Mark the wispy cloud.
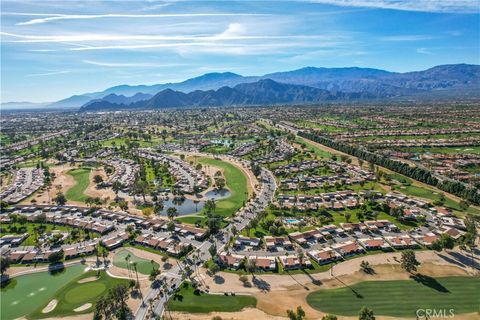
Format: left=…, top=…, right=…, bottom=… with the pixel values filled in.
left=306, top=0, right=480, bottom=13
left=82, top=60, right=183, bottom=67
left=27, top=70, right=71, bottom=77
left=416, top=47, right=433, bottom=54
left=6, top=12, right=269, bottom=26
left=379, top=35, right=437, bottom=41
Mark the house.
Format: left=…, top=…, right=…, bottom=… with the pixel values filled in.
left=64, top=247, right=79, bottom=259
left=8, top=250, right=28, bottom=263
left=435, top=226, right=464, bottom=240
left=278, top=255, right=311, bottom=270
left=333, top=241, right=364, bottom=257
left=249, top=256, right=276, bottom=271
left=414, top=232, right=440, bottom=246
left=217, top=252, right=244, bottom=269
left=359, top=237, right=391, bottom=251
left=308, top=248, right=342, bottom=265
left=340, top=222, right=367, bottom=233
left=385, top=235, right=417, bottom=249
left=289, top=229, right=323, bottom=245
left=264, top=236, right=294, bottom=251
left=235, top=236, right=261, bottom=248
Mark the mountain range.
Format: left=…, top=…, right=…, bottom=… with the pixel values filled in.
left=3, top=64, right=479, bottom=111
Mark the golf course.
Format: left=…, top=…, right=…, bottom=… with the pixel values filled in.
left=1, top=264, right=128, bottom=320
left=113, top=249, right=160, bottom=275
left=168, top=282, right=257, bottom=313
left=198, top=157, right=248, bottom=217
left=306, top=276, right=480, bottom=317
left=65, top=167, right=92, bottom=202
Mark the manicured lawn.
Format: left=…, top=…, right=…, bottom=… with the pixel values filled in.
left=30, top=269, right=129, bottom=319
left=307, top=276, right=480, bottom=317
left=168, top=282, right=256, bottom=313
left=113, top=249, right=159, bottom=275
left=65, top=168, right=91, bottom=202
left=198, top=157, right=248, bottom=217
left=401, top=146, right=480, bottom=155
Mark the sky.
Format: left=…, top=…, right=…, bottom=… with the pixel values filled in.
left=1, top=0, right=479, bottom=103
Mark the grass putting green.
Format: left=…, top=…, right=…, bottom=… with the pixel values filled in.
left=307, top=276, right=480, bottom=317
left=1, top=265, right=86, bottom=320
left=198, top=157, right=248, bottom=217
left=65, top=168, right=91, bottom=202
left=30, top=269, right=129, bottom=319
left=168, top=282, right=256, bottom=313
left=113, top=249, right=159, bottom=275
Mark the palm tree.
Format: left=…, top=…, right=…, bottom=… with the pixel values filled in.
left=166, top=207, right=178, bottom=221
left=125, top=253, right=131, bottom=277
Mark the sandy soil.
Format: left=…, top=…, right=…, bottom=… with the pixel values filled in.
left=169, top=308, right=286, bottom=320
left=77, top=276, right=98, bottom=284
left=84, top=167, right=116, bottom=202
left=21, top=164, right=79, bottom=205
left=41, top=299, right=57, bottom=313
left=73, top=303, right=92, bottom=312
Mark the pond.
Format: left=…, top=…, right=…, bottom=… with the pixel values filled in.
left=155, top=189, right=231, bottom=216
left=1, top=264, right=86, bottom=320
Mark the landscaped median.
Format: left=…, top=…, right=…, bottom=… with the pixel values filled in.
left=306, top=276, right=480, bottom=318
left=168, top=282, right=257, bottom=313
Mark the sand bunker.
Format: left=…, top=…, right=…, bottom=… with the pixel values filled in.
left=42, top=299, right=57, bottom=313
left=73, top=303, right=92, bottom=312
left=77, top=276, right=98, bottom=284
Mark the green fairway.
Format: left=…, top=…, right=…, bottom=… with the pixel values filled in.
left=295, top=136, right=332, bottom=158
left=198, top=157, right=248, bottom=217
left=168, top=282, right=256, bottom=313
left=1, top=264, right=86, bottom=320
left=30, top=269, right=129, bottom=319
left=307, top=276, right=480, bottom=317
left=113, top=249, right=159, bottom=275
left=65, top=168, right=91, bottom=202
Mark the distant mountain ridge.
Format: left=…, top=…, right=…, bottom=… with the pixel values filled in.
left=5, top=63, right=477, bottom=110
left=80, top=79, right=379, bottom=111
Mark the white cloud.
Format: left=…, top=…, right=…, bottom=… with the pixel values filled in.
left=305, top=0, right=480, bottom=13
left=379, top=35, right=437, bottom=41
left=27, top=70, right=71, bottom=77
left=416, top=47, right=433, bottom=54
left=82, top=60, right=183, bottom=67
left=8, top=12, right=268, bottom=26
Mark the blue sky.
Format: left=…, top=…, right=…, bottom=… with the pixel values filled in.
left=1, top=0, right=479, bottom=102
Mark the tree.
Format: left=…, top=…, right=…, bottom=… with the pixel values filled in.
left=93, top=175, right=104, bottom=184
left=359, top=307, right=375, bottom=320
left=204, top=199, right=216, bottom=213
left=360, top=260, right=374, bottom=274
left=463, top=215, right=478, bottom=269
left=208, top=263, right=220, bottom=275
left=0, top=256, right=11, bottom=275
left=53, top=192, right=66, bottom=205
left=440, top=233, right=455, bottom=251
left=142, top=207, right=153, bottom=218
left=166, top=207, right=178, bottom=221
left=400, top=250, right=420, bottom=273
left=112, top=181, right=122, bottom=201
left=48, top=250, right=64, bottom=264
left=209, top=244, right=217, bottom=258
left=345, top=212, right=351, bottom=223
left=286, top=306, right=306, bottom=320
left=322, top=315, right=338, bottom=320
